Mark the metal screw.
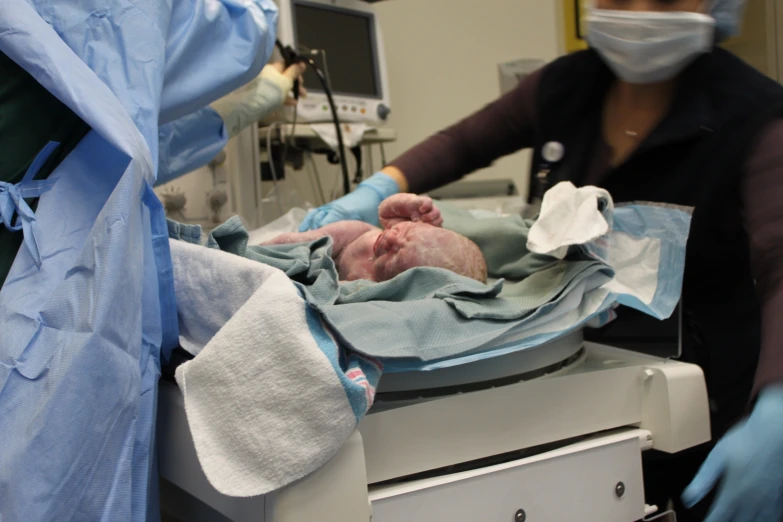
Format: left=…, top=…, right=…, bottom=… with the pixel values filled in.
left=515, top=509, right=527, bottom=521
left=615, top=482, right=626, bottom=498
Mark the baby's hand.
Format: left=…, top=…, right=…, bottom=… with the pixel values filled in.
left=379, top=193, right=443, bottom=229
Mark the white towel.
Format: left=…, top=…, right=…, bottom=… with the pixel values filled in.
left=170, top=240, right=357, bottom=497
left=309, top=123, right=369, bottom=150
left=527, top=181, right=614, bottom=259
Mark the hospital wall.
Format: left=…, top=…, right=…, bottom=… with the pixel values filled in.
left=375, top=0, right=562, bottom=198
left=154, top=0, right=563, bottom=227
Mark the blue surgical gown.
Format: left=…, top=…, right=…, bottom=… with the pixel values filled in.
left=0, top=0, right=277, bottom=520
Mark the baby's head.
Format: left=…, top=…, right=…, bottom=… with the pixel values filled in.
left=372, top=222, right=488, bottom=283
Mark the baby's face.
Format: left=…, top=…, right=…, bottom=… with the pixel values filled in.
left=371, top=222, right=486, bottom=282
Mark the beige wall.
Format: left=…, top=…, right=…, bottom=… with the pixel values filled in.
left=375, top=0, right=562, bottom=196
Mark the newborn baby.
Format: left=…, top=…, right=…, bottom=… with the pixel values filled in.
left=261, top=194, right=487, bottom=283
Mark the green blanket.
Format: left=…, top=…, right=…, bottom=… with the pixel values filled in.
left=173, top=206, right=612, bottom=323
left=169, top=210, right=611, bottom=361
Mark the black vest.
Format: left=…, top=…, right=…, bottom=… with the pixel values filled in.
left=529, top=48, right=783, bottom=430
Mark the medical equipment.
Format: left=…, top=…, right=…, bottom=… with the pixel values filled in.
left=158, top=331, right=710, bottom=522
left=280, top=42, right=355, bottom=195
left=157, top=188, right=707, bottom=522
left=525, top=141, right=566, bottom=218
left=274, top=0, right=392, bottom=125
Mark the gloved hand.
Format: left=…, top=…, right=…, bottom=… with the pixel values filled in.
left=210, top=62, right=305, bottom=139
left=270, top=61, right=307, bottom=106
left=299, top=172, right=400, bottom=231
left=682, top=385, right=783, bottom=521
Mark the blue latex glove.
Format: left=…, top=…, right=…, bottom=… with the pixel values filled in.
left=299, top=172, right=400, bottom=231
left=682, top=385, right=783, bottom=521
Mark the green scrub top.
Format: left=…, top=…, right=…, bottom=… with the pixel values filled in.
left=0, top=51, right=91, bottom=289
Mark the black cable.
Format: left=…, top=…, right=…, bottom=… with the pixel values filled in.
left=281, top=102, right=298, bottom=177
left=275, top=40, right=351, bottom=197
left=276, top=39, right=299, bottom=172
left=302, top=56, right=350, bottom=197
left=351, top=146, right=363, bottom=184
left=289, top=101, right=299, bottom=145
left=275, top=40, right=301, bottom=103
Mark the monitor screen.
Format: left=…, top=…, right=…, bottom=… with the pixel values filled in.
left=293, top=2, right=380, bottom=98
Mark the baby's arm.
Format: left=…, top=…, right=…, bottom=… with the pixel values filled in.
left=378, top=193, right=443, bottom=229
left=260, top=221, right=377, bottom=256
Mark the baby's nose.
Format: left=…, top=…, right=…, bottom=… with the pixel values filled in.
left=385, top=230, right=404, bottom=249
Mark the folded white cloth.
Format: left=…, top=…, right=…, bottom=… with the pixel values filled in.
left=310, top=122, right=370, bottom=150
left=170, top=240, right=357, bottom=497
left=527, top=181, right=614, bottom=259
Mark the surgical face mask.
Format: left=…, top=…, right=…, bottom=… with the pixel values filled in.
left=586, top=8, right=716, bottom=84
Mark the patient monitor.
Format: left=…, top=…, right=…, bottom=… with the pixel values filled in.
left=275, top=0, right=392, bottom=124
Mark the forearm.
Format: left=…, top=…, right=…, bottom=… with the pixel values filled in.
left=755, top=285, right=783, bottom=393
left=210, top=72, right=288, bottom=138
left=160, top=0, right=279, bottom=124
left=156, top=107, right=228, bottom=186
left=742, top=119, right=783, bottom=395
